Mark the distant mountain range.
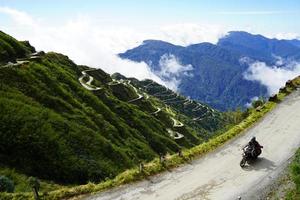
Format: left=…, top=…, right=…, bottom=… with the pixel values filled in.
left=119, top=31, right=300, bottom=111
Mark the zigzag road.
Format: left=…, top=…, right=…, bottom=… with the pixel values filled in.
left=83, top=88, right=300, bottom=200
left=79, top=69, right=102, bottom=91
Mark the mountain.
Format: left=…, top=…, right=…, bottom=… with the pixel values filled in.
left=218, top=31, right=300, bottom=63
left=283, top=39, right=300, bottom=48
left=119, top=31, right=300, bottom=111
left=111, top=73, right=232, bottom=133
left=0, top=31, right=233, bottom=186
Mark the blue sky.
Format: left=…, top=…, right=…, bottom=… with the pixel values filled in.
left=1, top=0, right=300, bottom=33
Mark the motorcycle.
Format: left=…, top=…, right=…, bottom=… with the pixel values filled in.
left=240, top=145, right=263, bottom=168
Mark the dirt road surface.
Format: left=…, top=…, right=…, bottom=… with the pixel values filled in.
left=83, top=89, right=300, bottom=200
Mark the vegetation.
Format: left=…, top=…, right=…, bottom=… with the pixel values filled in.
left=112, top=75, right=237, bottom=135
left=0, top=176, right=14, bottom=193
left=285, top=149, right=300, bottom=199
left=251, top=98, right=265, bottom=108
left=1, top=51, right=197, bottom=184
left=2, top=74, right=297, bottom=200
left=0, top=167, right=62, bottom=193
left=0, top=31, right=34, bottom=64
left=283, top=77, right=300, bottom=200
left=0, top=93, right=278, bottom=200
left=0, top=31, right=233, bottom=197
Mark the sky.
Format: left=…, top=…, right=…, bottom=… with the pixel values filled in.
left=1, top=0, right=300, bottom=34
left=0, top=0, right=300, bottom=92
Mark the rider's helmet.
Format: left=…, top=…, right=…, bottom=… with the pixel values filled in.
left=251, top=136, right=256, bottom=142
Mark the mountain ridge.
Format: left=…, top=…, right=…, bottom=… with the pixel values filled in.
left=119, top=31, right=300, bottom=111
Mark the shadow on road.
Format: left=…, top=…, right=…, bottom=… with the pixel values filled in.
left=242, top=157, right=276, bottom=171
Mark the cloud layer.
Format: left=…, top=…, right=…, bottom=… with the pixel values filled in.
left=243, top=59, right=300, bottom=95
left=157, top=54, right=193, bottom=91
left=0, top=7, right=229, bottom=89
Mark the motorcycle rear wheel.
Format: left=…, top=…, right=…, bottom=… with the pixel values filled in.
left=240, top=158, right=246, bottom=168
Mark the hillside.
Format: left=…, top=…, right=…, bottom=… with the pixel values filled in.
left=0, top=31, right=233, bottom=188
left=111, top=73, right=233, bottom=133
left=119, top=31, right=300, bottom=111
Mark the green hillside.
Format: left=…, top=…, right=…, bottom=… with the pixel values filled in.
left=0, top=31, right=235, bottom=194
left=111, top=74, right=234, bottom=134
left=0, top=31, right=35, bottom=64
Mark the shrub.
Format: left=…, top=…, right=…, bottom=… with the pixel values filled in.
left=0, top=176, right=15, bottom=193
left=252, top=98, right=265, bottom=108
left=268, top=94, right=279, bottom=102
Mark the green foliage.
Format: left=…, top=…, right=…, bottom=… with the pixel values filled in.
left=1, top=94, right=277, bottom=200
left=252, top=98, right=265, bottom=108
left=0, top=32, right=207, bottom=187
left=0, top=176, right=15, bottom=193
left=286, top=148, right=300, bottom=199
left=0, top=31, right=34, bottom=64
left=0, top=167, right=62, bottom=193
left=0, top=66, right=298, bottom=200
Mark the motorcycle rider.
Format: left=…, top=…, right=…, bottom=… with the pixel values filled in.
left=245, top=137, right=263, bottom=158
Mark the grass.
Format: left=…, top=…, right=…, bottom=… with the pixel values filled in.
left=284, top=148, right=300, bottom=200
left=285, top=149, right=300, bottom=199
left=1, top=76, right=300, bottom=200
left=0, top=167, right=63, bottom=193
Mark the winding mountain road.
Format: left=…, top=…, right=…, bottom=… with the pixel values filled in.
left=126, top=80, right=144, bottom=103
left=79, top=69, right=102, bottom=91
left=108, top=79, right=122, bottom=86
left=151, top=107, right=162, bottom=115
left=83, top=88, right=300, bottom=200
left=171, top=117, right=184, bottom=127
left=167, top=128, right=185, bottom=140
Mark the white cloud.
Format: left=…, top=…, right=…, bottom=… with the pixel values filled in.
left=157, top=23, right=227, bottom=45
left=273, top=32, right=300, bottom=40
left=159, top=54, right=193, bottom=75
left=156, top=54, right=193, bottom=91
left=245, top=96, right=259, bottom=108
left=0, top=7, right=231, bottom=91
left=0, top=7, right=37, bottom=26
left=0, top=7, right=227, bottom=90
left=0, top=9, right=166, bottom=85
left=213, top=11, right=296, bottom=15
left=243, top=59, right=300, bottom=95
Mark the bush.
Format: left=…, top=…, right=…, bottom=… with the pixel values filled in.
left=268, top=94, right=279, bottom=102
left=0, top=176, right=15, bottom=193
left=252, top=98, right=265, bottom=108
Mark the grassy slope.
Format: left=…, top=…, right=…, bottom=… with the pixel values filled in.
left=0, top=31, right=34, bottom=64
left=111, top=74, right=238, bottom=136
left=285, top=149, right=300, bottom=199
left=2, top=76, right=296, bottom=200
left=285, top=98, right=300, bottom=200
left=0, top=31, right=235, bottom=198
left=0, top=51, right=205, bottom=183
